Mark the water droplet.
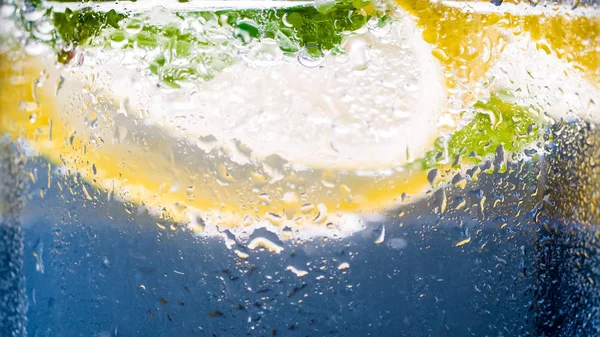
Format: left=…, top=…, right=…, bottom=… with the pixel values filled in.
left=185, top=186, right=195, bottom=201
left=114, top=125, right=128, bottom=144
left=265, top=212, right=283, bottom=226
left=480, top=196, right=487, bottom=217
left=452, top=173, right=467, bottom=189
left=483, top=160, right=495, bottom=174
left=25, top=41, right=48, bottom=56
left=340, top=184, right=352, bottom=201
left=338, top=262, right=350, bottom=270
left=452, top=154, right=462, bottom=168
left=300, top=203, right=314, bottom=214
left=248, top=40, right=283, bottom=67
left=455, top=237, right=471, bottom=247
left=56, top=76, right=65, bottom=96
left=248, top=237, right=283, bottom=253
left=234, top=250, right=249, bottom=259
left=187, top=215, right=205, bottom=233
left=367, top=16, right=392, bottom=37
left=286, top=266, right=308, bottom=277
left=427, top=168, right=439, bottom=186
left=374, top=225, right=385, bottom=244
left=321, top=171, right=337, bottom=188
left=298, top=45, right=325, bottom=68
left=282, top=226, right=294, bottom=240
left=434, top=189, right=447, bottom=213
left=33, top=240, right=44, bottom=274
left=482, top=36, right=491, bottom=64
left=387, top=238, right=407, bottom=250
left=454, top=197, right=466, bottom=210
left=281, top=13, right=294, bottom=28
left=125, top=20, right=144, bottom=35
left=195, top=134, right=217, bottom=153
left=242, top=215, right=253, bottom=227
left=119, top=97, right=131, bottom=116
left=345, top=36, right=371, bottom=71
left=23, top=9, right=46, bottom=22
left=33, top=20, right=54, bottom=41
left=466, top=166, right=481, bottom=182
left=315, top=0, right=336, bottom=14
left=216, top=163, right=235, bottom=184
left=282, top=192, right=298, bottom=205
left=110, top=34, right=128, bottom=49
left=234, top=19, right=260, bottom=44
left=258, top=193, right=271, bottom=205
left=313, top=204, right=328, bottom=224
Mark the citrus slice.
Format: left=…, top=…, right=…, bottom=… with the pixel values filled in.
left=2, top=1, right=444, bottom=238
left=1, top=0, right=597, bottom=241
left=68, top=11, right=446, bottom=170
left=395, top=0, right=600, bottom=113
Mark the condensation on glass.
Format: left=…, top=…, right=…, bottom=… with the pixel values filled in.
left=0, top=0, right=598, bottom=336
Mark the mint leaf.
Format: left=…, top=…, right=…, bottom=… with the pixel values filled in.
left=16, top=1, right=374, bottom=84
left=53, top=8, right=125, bottom=47
left=418, top=94, right=543, bottom=170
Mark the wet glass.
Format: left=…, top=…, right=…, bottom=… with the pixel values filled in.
left=0, top=0, right=599, bottom=336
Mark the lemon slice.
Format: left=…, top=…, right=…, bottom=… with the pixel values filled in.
left=432, top=0, right=600, bottom=123
left=72, top=11, right=445, bottom=170
left=1, top=2, right=440, bottom=239
left=1, top=0, right=598, bottom=241
left=395, top=0, right=600, bottom=112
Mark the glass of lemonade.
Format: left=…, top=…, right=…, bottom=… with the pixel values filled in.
left=1, top=0, right=598, bottom=336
